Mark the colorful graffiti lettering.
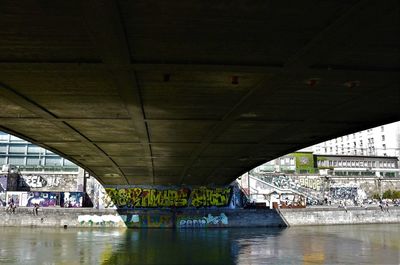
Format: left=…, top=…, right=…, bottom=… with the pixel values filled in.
left=105, top=187, right=190, bottom=208
left=105, top=187, right=232, bottom=208
left=298, top=177, right=322, bottom=191
left=178, top=213, right=228, bottom=228
left=190, top=187, right=231, bottom=207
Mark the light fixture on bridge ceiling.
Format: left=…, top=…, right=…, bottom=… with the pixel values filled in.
left=231, top=76, right=239, bottom=85
left=103, top=173, right=121, bottom=178
left=240, top=112, right=258, bottom=118
left=344, top=80, right=360, bottom=88
left=305, top=78, right=320, bottom=87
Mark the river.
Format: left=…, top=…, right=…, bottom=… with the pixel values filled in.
left=0, top=224, right=399, bottom=264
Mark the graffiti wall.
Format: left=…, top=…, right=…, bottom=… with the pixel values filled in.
left=26, top=192, right=58, bottom=207
left=298, top=176, right=322, bottom=191
left=77, top=212, right=228, bottom=228
left=330, top=187, right=358, bottom=200
left=61, top=192, right=84, bottom=208
left=104, top=186, right=232, bottom=209
left=18, top=174, right=78, bottom=192
left=0, top=175, right=6, bottom=206
left=177, top=213, right=228, bottom=228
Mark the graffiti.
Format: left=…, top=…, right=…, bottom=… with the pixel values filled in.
left=104, top=187, right=232, bottom=208
left=61, top=192, right=83, bottom=208
left=0, top=176, right=6, bottom=206
left=0, top=175, right=7, bottom=192
left=21, top=175, right=47, bottom=188
left=330, top=187, right=358, bottom=200
left=18, top=174, right=78, bottom=191
left=190, top=187, right=231, bottom=207
left=78, top=215, right=125, bottom=226
left=298, top=177, right=322, bottom=191
left=27, top=192, right=57, bottom=207
left=105, top=188, right=189, bottom=208
left=138, top=215, right=173, bottom=228
left=178, top=213, right=228, bottom=228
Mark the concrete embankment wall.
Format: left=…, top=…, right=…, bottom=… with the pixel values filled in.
left=1, top=207, right=399, bottom=228
left=0, top=207, right=286, bottom=228
left=280, top=207, right=400, bottom=226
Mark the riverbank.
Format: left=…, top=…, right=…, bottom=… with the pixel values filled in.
left=1, top=206, right=399, bottom=228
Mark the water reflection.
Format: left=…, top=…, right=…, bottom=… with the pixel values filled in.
left=0, top=225, right=399, bottom=264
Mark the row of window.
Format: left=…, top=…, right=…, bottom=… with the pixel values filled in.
left=0, top=144, right=52, bottom=154
left=0, top=157, right=75, bottom=167
left=318, top=159, right=396, bottom=168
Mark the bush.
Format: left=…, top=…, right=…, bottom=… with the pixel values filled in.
left=382, top=189, right=400, bottom=200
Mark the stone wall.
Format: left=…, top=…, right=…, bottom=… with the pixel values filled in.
left=280, top=207, right=400, bottom=226
left=1, top=206, right=399, bottom=228
left=0, top=207, right=286, bottom=228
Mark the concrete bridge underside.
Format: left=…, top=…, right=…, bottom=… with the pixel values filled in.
left=0, top=1, right=399, bottom=186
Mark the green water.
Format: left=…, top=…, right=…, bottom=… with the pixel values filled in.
left=0, top=225, right=399, bottom=264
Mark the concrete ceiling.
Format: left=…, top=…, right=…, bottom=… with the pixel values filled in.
left=0, top=0, right=399, bottom=186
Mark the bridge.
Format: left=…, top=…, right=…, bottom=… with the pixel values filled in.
left=0, top=1, right=399, bottom=186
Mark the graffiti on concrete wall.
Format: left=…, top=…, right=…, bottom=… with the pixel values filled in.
left=105, top=187, right=190, bottom=208
left=190, top=187, right=231, bottom=207
left=177, top=213, right=228, bottom=228
left=104, top=187, right=232, bottom=208
left=61, top=192, right=83, bottom=208
left=330, top=187, right=358, bottom=200
left=0, top=175, right=6, bottom=206
left=27, top=192, right=58, bottom=207
left=298, top=177, right=322, bottom=191
left=18, top=174, right=78, bottom=191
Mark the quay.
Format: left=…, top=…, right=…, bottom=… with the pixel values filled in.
left=1, top=206, right=399, bottom=228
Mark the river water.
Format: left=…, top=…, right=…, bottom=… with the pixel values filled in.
left=0, top=224, right=399, bottom=264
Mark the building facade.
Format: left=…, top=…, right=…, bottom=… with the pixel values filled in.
left=0, top=132, right=78, bottom=172
left=312, top=121, right=400, bottom=157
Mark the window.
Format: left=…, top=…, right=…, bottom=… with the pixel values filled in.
left=9, top=145, right=25, bottom=154
left=0, top=145, right=7, bottom=153
left=8, top=157, right=24, bottom=165
left=382, top=135, right=385, bottom=141
left=26, top=157, right=40, bottom=165
left=338, top=161, right=342, bottom=167
left=381, top=126, right=384, bottom=132
left=372, top=161, right=375, bottom=167
left=45, top=157, right=62, bottom=166
left=0, top=133, right=9, bottom=141
left=27, top=145, right=42, bottom=154
left=383, top=144, right=386, bottom=150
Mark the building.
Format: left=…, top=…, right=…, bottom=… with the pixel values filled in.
left=0, top=131, right=106, bottom=208
left=0, top=132, right=78, bottom=173
left=312, top=121, right=400, bottom=157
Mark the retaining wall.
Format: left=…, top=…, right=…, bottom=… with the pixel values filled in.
left=0, top=207, right=285, bottom=228
left=280, top=207, right=400, bottom=226
left=1, top=206, right=399, bottom=228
